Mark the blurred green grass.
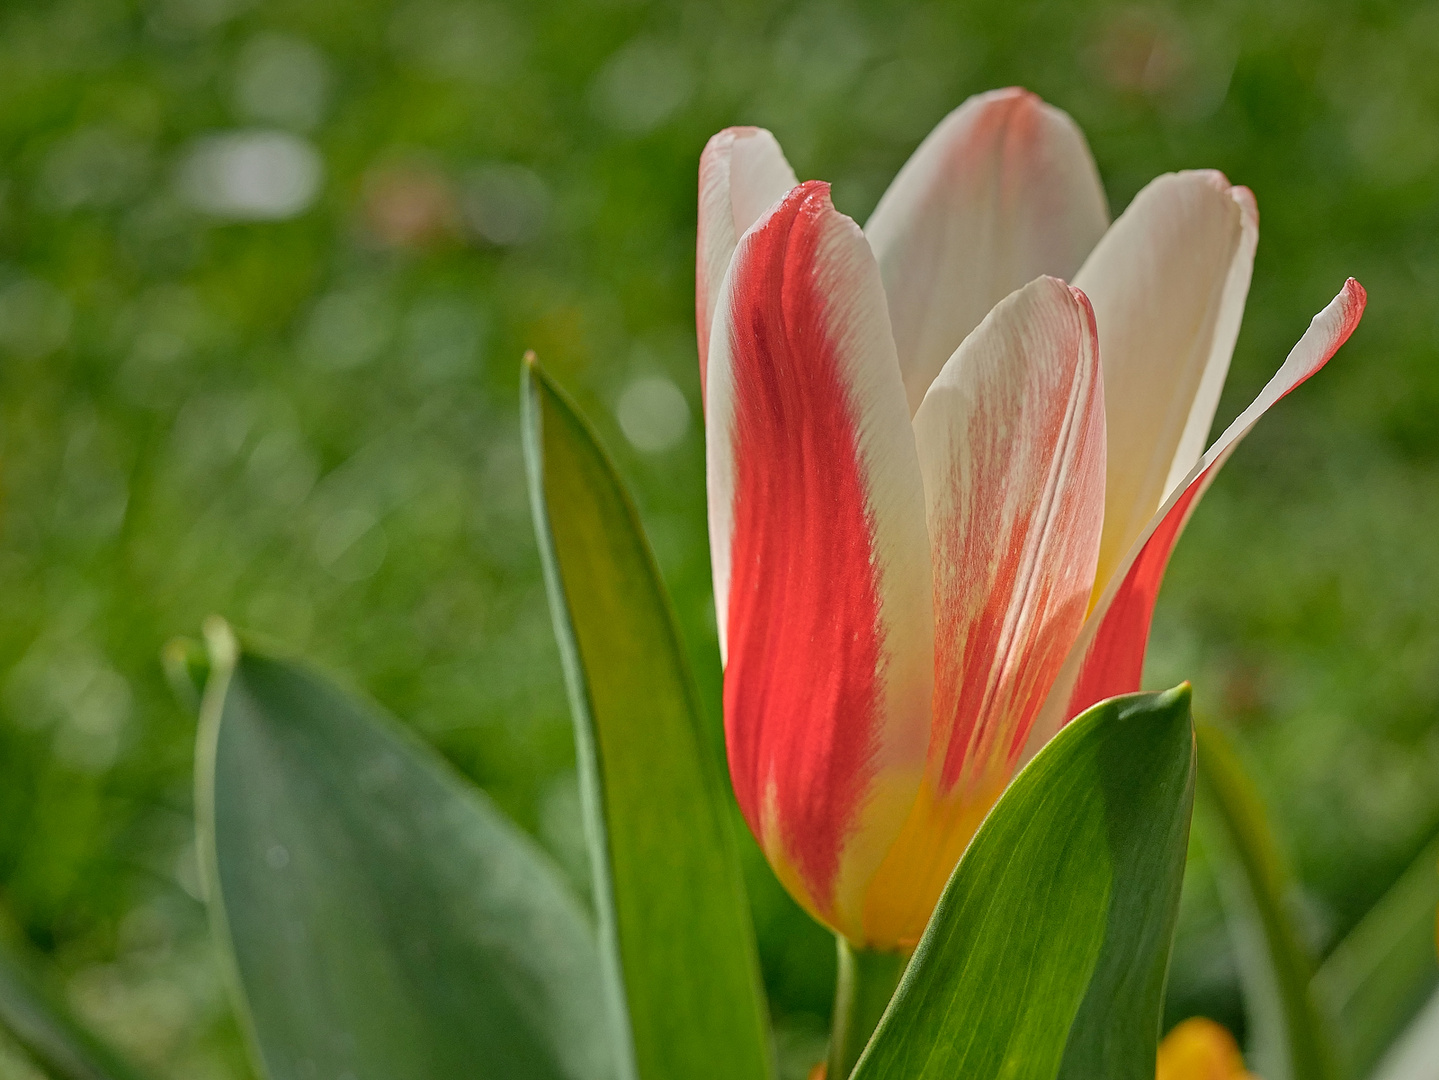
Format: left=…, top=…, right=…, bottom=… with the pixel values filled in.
left=0, top=0, right=1436, bottom=1075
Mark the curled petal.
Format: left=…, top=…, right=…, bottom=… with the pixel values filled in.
left=1023, top=278, right=1367, bottom=763
left=696, top=127, right=797, bottom=403
left=1075, top=171, right=1259, bottom=596
left=707, top=181, right=933, bottom=941
left=865, top=87, right=1109, bottom=414
left=860, top=276, right=1105, bottom=947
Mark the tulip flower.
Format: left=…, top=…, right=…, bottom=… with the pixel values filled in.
left=1156, top=1018, right=1256, bottom=1080
left=698, top=88, right=1365, bottom=950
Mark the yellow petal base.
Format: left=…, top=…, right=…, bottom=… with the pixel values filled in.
left=858, top=770, right=1006, bottom=949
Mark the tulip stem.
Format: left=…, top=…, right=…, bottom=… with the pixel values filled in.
left=826, top=937, right=908, bottom=1079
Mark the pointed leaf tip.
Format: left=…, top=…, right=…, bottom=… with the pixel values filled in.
left=1152, top=681, right=1194, bottom=717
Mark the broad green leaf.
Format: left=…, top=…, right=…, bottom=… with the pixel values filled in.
left=521, top=357, right=773, bottom=1080
left=1196, top=723, right=1338, bottom=1080
left=196, top=621, right=614, bottom=1080
left=0, top=937, right=151, bottom=1080
left=1313, top=825, right=1439, bottom=1080
left=852, top=686, right=1196, bottom=1080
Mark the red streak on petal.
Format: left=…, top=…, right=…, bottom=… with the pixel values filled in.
left=937, top=447, right=1094, bottom=788
left=931, top=283, right=1104, bottom=788
left=1066, top=472, right=1205, bottom=716
left=1066, top=277, right=1367, bottom=718
left=723, top=181, right=885, bottom=912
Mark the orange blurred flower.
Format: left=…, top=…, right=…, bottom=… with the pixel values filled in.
left=1157, top=1018, right=1256, bottom=1080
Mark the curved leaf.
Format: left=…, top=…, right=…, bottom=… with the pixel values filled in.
left=1195, top=723, right=1338, bottom=1080
left=522, top=357, right=773, bottom=1080
left=1313, top=825, right=1439, bottom=1080
left=196, top=621, right=614, bottom=1080
left=853, top=686, right=1196, bottom=1080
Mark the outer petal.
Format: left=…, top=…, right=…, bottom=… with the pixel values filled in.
left=864, top=87, right=1110, bottom=414
left=696, top=127, right=798, bottom=402
left=1075, top=171, right=1259, bottom=595
left=1022, top=279, right=1367, bottom=763
left=858, top=277, right=1105, bottom=948
left=706, top=181, right=934, bottom=942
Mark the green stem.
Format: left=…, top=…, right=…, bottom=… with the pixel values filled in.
left=826, top=937, right=908, bottom=1079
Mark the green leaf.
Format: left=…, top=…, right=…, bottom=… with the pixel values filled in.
left=0, top=936, right=152, bottom=1080
left=1195, top=723, right=1338, bottom=1080
left=521, top=357, right=773, bottom=1080
left=852, top=686, right=1196, bottom=1080
left=195, top=620, right=615, bottom=1080
left=1312, top=825, right=1439, bottom=1080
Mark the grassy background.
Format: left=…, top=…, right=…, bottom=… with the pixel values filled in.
left=0, top=0, right=1436, bottom=1075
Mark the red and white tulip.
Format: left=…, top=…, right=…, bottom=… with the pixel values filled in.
left=698, top=88, right=1365, bottom=950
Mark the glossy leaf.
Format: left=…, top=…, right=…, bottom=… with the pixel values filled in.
left=852, top=686, right=1196, bottom=1080
left=522, top=356, right=773, bottom=1080
left=1195, top=723, right=1338, bottom=1080
left=196, top=621, right=614, bottom=1080
left=0, top=938, right=151, bottom=1080
left=1313, top=825, right=1439, bottom=1080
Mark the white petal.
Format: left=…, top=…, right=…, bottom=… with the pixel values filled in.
left=1075, top=170, right=1258, bottom=595
left=696, top=127, right=797, bottom=402
left=914, top=276, right=1105, bottom=794
left=865, top=88, right=1109, bottom=414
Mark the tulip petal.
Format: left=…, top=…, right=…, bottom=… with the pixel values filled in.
left=1075, top=171, right=1259, bottom=596
left=706, top=181, right=934, bottom=941
left=696, top=127, right=798, bottom=402
left=1022, top=279, right=1366, bottom=763
left=918, top=277, right=1106, bottom=789
left=858, top=277, right=1106, bottom=947
left=865, top=87, right=1110, bottom=414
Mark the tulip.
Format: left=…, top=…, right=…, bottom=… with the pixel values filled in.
left=1156, top=1018, right=1256, bottom=1080
left=698, top=88, right=1365, bottom=950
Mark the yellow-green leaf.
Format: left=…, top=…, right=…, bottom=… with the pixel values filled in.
left=522, top=357, right=773, bottom=1080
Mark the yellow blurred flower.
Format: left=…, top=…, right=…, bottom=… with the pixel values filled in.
left=1157, top=1017, right=1256, bottom=1080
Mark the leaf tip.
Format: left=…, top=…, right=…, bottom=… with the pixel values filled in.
left=202, top=616, right=239, bottom=673
left=1155, top=680, right=1194, bottom=718
left=520, top=351, right=561, bottom=435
